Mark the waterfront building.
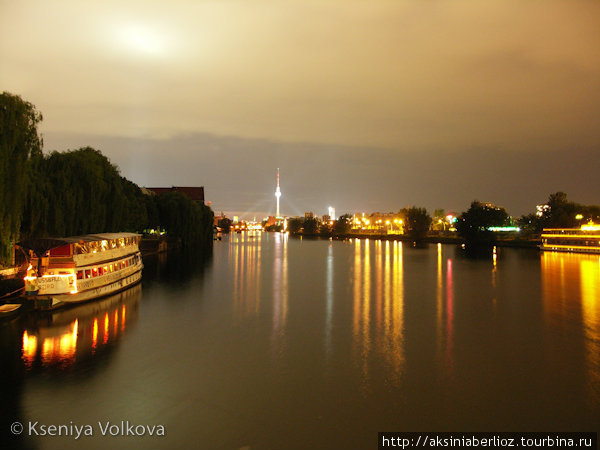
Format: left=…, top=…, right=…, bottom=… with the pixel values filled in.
left=328, top=206, right=336, bottom=221
left=214, top=212, right=227, bottom=226
left=352, top=212, right=403, bottom=234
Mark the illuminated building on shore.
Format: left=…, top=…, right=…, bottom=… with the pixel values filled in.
left=328, top=206, right=336, bottom=221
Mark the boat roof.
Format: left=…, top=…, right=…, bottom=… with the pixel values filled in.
left=18, top=233, right=141, bottom=256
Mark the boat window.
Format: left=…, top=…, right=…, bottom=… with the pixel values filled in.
left=92, top=268, right=98, bottom=277
left=85, top=270, right=91, bottom=279
left=125, top=259, right=129, bottom=267
left=99, top=267, right=104, bottom=276
left=77, top=271, right=83, bottom=280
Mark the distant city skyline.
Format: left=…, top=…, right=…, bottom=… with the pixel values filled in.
left=2, top=1, right=599, bottom=219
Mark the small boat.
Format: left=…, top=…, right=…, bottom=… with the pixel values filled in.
left=0, top=266, right=19, bottom=279
left=0, top=303, right=22, bottom=318
left=19, top=233, right=143, bottom=310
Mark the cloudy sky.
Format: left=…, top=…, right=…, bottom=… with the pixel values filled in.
left=2, top=0, right=599, bottom=218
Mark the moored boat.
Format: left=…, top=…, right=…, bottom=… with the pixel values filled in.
left=0, top=303, right=22, bottom=319
left=540, top=222, right=600, bottom=254
left=19, top=233, right=143, bottom=310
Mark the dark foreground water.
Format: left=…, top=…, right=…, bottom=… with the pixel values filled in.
left=1, top=232, right=599, bottom=449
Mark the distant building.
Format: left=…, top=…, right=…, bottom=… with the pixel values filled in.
left=145, top=186, right=205, bottom=204
left=328, top=206, right=336, bottom=221
left=305, top=211, right=314, bottom=219
left=265, top=216, right=280, bottom=227
left=322, top=214, right=331, bottom=223
left=214, top=212, right=227, bottom=226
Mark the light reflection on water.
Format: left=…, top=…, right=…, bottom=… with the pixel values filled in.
left=3, top=234, right=600, bottom=449
left=541, top=252, right=600, bottom=405
left=232, top=231, right=262, bottom=321
left=20, top=284, right=141, bottom=370
left=272, top=231, right=288, bottom=345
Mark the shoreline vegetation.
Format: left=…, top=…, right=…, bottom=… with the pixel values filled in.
left=274, top=198, right=600, bottom=251
left=3, top=91, right=600, bottom=267
left=0, top=92, right=213, bottom=272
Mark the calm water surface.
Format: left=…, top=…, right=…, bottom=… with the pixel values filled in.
left=2, top=232, right=599, bottom=449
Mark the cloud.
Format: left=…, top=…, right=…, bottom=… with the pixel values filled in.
left=43, top=130, right=600, bottom=218
left=2, top=0, right=599, bottom=150
left=3, top=1, right=600, bottom=217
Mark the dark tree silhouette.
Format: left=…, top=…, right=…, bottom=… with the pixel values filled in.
left=0, top=92, right=42, bottom=264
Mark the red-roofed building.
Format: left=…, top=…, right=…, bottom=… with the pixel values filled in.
left=144, top=186, right=205, bottom=204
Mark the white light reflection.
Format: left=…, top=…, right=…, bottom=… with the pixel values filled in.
left=325, top=243, right=334, bottom=358
left=272, top=232, right=288, bottom=354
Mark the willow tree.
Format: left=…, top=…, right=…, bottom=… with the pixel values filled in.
left=157, top=192, right=214, bottom=249
left=0, top=92, right=42, bottom=264
left=22, top=147, right=149, bottom=238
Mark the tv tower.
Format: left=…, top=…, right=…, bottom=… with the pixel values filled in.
left=275, top=168, right=282, bottom=217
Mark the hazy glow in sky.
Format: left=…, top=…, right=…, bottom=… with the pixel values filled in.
left=1, top=0, right=599, bottom=217
left=117, top=25, right=168, bottom=56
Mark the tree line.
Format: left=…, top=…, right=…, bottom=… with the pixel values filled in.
left=284, top=193, right=600, bottom=248
left=0, top=92, right=213, bottom=265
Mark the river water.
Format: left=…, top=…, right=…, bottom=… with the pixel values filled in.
left=1, top=232, right=599, bottom=449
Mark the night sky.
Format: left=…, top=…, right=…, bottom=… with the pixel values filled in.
left=2, top=1, right=599, bottom=219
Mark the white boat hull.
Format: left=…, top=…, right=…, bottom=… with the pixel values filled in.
left=27, top=268, right=142, bottom=310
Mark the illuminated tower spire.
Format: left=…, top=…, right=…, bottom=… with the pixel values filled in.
left=275, top=168, right=281, bottom=217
